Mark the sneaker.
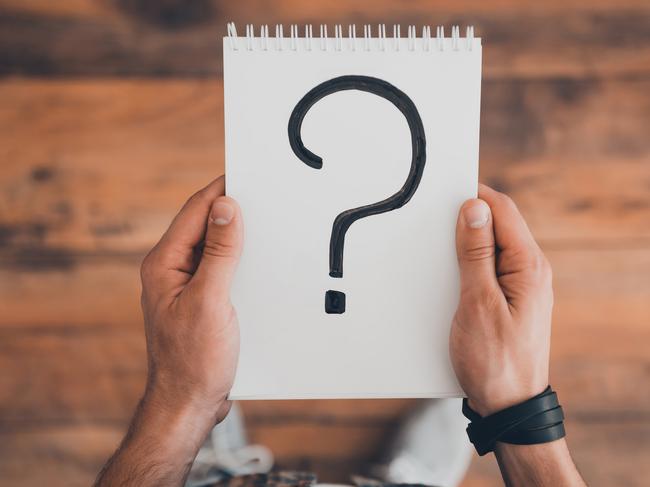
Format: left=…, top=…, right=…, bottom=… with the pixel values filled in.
left=373, top=399, right=472, bottom=487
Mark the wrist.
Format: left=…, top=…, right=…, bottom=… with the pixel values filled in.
left=463, top=386, right=565, bottom=457
left=495, top=437, right=567, bottom=457
left=467, top=383, right=549, bottom=417
left=144, top=372, right=231, bottom=425
left=129, top=389, right=219, bottom=456
left=142, top=385, right=223, bottom=431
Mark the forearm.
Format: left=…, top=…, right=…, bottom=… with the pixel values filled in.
left=94, top=179, right=242, bottom=485
left=494, top=439, right=586, bottom=487
left=94, top=392, right=215, bottom=487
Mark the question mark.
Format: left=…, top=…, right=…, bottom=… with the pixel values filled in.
left=288, top=75, right=426, bottom=314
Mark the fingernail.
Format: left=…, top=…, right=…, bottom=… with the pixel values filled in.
left=211, top=200, right=235, bottom=226
left=464, top=200, right=490, bottom=229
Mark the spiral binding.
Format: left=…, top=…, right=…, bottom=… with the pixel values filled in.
left=225, top=22, right=477, bottom=52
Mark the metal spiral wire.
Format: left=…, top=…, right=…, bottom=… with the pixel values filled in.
left=225, top=22, right=477, bottom=52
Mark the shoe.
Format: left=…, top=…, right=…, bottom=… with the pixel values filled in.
left=373, top=399, right=472, bottom=487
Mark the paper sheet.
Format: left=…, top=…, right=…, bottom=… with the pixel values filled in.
left=224, top=35, right=482, bottom=398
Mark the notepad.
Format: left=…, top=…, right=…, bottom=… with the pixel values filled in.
left=224, top=23, right=482, bottom=399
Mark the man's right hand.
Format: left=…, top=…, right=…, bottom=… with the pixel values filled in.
left=450, top=184, right=586, bottom=486
left=450, top=183, right=553, bottom=416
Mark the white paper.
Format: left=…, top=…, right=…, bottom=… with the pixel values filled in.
left=224, top=35, right=482, bottom=399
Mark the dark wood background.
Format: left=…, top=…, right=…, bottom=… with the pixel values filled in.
left=0, top=1, right=649, bottom=485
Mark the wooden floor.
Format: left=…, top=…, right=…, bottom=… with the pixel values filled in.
left=0, top=1, right=649, bottom=486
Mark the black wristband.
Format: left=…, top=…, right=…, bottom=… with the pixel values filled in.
left=462, top=386, right=566, bottom=456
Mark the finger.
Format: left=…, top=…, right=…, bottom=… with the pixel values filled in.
left=478, top=185, right=552, bottom=303
left=158, top=176, right=226, bottom=254
left=456, top=198, right=500, bottom=296
left=478, top=184, right=539, bottom=254
left=141, top=177, right=226, bottom=296
left=189, top=196, right=244, bottom=303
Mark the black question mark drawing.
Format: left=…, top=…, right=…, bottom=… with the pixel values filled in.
left=288, top=75, right=426, bottom=314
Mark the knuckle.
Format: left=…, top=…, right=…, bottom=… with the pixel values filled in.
left=202, top=238, right=236, bottom=259
left=480, top=287, right=501, bottom=312
left=140, top=249, right=157, bottom=282
left=531, top=251, right=552, bottom=279
left=461, top=285, right=502, bottom=314
left=495, top=189, right=511, bottom=202
left=521, top=249, right=553, bottom=287
left=462, top=243, right=495, bottom=262
left=540, top=253, right=552, bottom=275
left=185, top=188, right=211, bottom=208
left=493, top=190, right=521, bottom=215
left=140, top=247, right=166, bottom=284
left=500, top=192, right=518, bottom=211
left=538, top=254, right=553, bottom=284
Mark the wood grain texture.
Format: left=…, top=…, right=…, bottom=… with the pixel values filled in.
left=0, top=78, right=649, bottom=485
left=0, top=423, right=385, bottom=484
left=0, top=0, right=649, bottom=79
left=0, top=79, right=648, bottom=267
left=1, top=249, right=647, bottom=424
left=463, top=421, right=650, bottom=487
left=2, top=421, right=649, bottom=486
left=0, top=1, right=649, bottom=485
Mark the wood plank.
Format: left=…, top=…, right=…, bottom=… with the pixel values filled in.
left=1, top=420, right=647, bottom=486
left=0, top=260, right=142, bottom=328
left=242, top=399, right=417, bottom=425
left=1, top=248, right=647, bottom=423
left=1, top=4, right=647, bottom=485
left=0, top=79, right=648, bottom=263
left=7, top=0, right=650, bottom=16
left=0, top=1, right=649, bottom=79
left=0, top=425, right=123, bottom=487
left=0, top=422, right=390, bottom=484
left=0, top=322, right=416, bottom=424
left=1, top=322, right=645, bottom=424
left=566, top=421, right=650, bottom=487
left=247, top=422, right=394, bottom=463
left=4, top=249, right=649, bottom=333
left=3, top=248, right=648, bottom=339
left=462, top=421, right=650, bottom=487
left=0, top=426, right=361, bottom=485
left=550, top=249, right=650, bottom=360
left=0, top=326, right=146, bottom=424
left=0, top=79, right=224, bottom=257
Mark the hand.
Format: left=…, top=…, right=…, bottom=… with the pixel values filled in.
left=140, top=176, right=243, bottom=424
left=450, top=183, right=553, bottom=416
left=94, top=177, right=244, bottom=487
left=450, top=184, right=586, bottom=486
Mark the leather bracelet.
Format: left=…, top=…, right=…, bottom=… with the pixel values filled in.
left=462, top=386, right=566, bottom=456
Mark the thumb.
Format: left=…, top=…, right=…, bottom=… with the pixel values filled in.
left=192, top=196, right=243, bottom=302
left=456, top=198, right=500, bottom=298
